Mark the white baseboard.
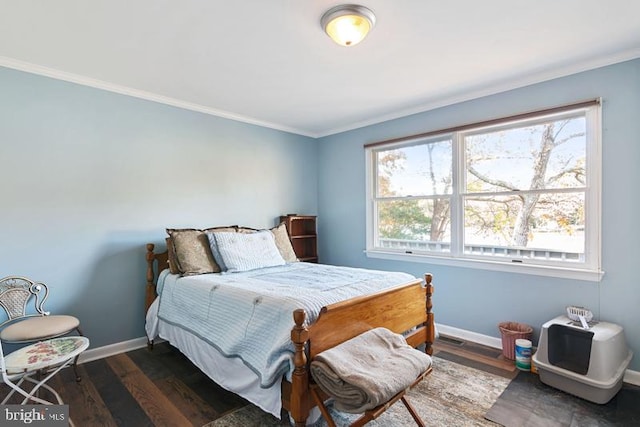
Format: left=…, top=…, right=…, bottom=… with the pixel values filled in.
left=623, top=369, right=640, bottom=386
left=78, top=337, right=153, bottom=364
left=436, top=322, right=640, bottom=387
left=79, top=329, right=640, bottom=387
left=437, top=323, right=503, bottom=350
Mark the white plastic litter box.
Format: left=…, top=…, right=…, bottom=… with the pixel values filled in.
left=532, top=315, right=632, bottom=404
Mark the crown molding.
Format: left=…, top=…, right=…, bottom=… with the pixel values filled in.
left=2, top=47, right=639, bottom=140
left=0, top=56, right=317, bottom=138
left=317, top=47, right=640, bottom=137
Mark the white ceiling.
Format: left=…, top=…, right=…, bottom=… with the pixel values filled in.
left=1, top=1, right=639, bottom=137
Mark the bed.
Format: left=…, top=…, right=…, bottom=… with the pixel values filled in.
left=144, top=225, right=435, bottom=426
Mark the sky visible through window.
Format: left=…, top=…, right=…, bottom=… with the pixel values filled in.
left=377, top=113, right=587, bottom=255
left=380, top=139, right=452, bottom=197
left=381, top=116, right=585, bottom=197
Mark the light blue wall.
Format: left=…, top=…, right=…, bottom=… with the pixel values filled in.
left=0, top=67, right=317, bottom=349
left=2, top=59, right=638, bottom=372
left=317, top=59, right=640, bottom=371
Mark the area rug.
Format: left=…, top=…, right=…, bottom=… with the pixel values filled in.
left=485, top=371, right=640, bottom=426
left=205, top=357, right=510, bottom=426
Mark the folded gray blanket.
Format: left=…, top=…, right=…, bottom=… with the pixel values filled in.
left=310, top=327, right=432, bottom=413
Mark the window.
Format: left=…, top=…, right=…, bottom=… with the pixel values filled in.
left=366, top=101, right=602, bottom=281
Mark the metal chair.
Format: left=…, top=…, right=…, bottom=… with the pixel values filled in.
left=0, top=276, right=83, bottom=380
left=0, top=336, right=89, bottom=427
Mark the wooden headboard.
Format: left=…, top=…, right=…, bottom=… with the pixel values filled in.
left=145, top=243, right=168, bottom=313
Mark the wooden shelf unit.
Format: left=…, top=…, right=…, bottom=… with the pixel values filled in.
left=280, top=215, right=318, bottom=263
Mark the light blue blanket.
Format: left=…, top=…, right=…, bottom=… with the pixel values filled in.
left=156, top=262, right=416, bottom=387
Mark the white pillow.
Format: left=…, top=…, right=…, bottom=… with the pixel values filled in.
left=205, top=231, right=228, bottom=272
left=210, top=230, right=286, bottom=273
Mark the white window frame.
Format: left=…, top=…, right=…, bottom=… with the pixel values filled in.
left=365, top=101, right=603, bottom=282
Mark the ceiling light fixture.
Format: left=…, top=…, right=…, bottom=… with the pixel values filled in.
left=321, top=4, right=376, bottom=47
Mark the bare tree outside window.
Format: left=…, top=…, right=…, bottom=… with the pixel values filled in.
left=376, top=139, right=452, bottom=245
left=369, top=105, right=598, bottom=271
left=464, top=116, right=586, bottom=254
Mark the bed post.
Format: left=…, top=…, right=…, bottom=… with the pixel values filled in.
left=145, top=244, right=157, bottom=313
left=424, top=273, right=435, bottom=356
left=145, top=244, right=157, bottom=349
left=290, top=309, right=310, bottom=427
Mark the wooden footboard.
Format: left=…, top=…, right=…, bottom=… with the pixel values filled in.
left=285, top=274, right=435, bottom=426
left=145, top=243, right=434, bottom=426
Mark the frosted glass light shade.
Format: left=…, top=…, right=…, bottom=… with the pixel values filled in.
left=321, top=5, right=376, bottom=47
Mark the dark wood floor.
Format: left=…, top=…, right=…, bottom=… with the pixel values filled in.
left=1, top=336, right=518, bottom=426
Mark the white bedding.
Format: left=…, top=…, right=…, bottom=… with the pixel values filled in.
left=146, top=298, right=284, bottom=417
left=146, top=263, right=417, bottom=419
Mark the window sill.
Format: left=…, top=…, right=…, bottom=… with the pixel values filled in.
left=365, top=249, right=604, bottom=282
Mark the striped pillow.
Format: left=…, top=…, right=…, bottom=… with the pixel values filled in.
left=209, top=230, right=286, bottom=273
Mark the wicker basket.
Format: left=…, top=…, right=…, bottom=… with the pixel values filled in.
left=498, top=321, right=533, bottom=360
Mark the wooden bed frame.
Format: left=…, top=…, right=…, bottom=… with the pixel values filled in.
left=145, top=243, right=435, bottom=426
